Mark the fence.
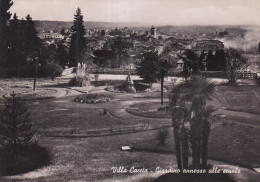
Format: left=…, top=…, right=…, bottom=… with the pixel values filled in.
left=239, top=72, right=258, bottom=80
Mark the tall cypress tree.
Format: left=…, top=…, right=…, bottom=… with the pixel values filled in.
left=23, top=14, right=40, bottom=57
left=206, top=50, right=215, bottom=71
left=8, top=13, right=19, bottom=68
left=0, top=0, right=13, bottom=68
left=69, top=8, right=86, bottom=67
left=215, top=49, right=226, bottom=71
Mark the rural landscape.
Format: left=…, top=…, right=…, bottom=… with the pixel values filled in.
left=0, top=0, right=260, bottom=182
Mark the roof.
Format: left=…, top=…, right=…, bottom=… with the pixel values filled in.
left=38, top=33, right=63, bottom=36
left=197, top=40, right=223, bottom=44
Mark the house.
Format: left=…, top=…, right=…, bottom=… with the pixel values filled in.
left=38, top=32, right=64, bottom=40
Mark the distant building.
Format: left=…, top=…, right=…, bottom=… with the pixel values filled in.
left=38, top=32, right=64, bottom=40
left=195, top=40, right=224, bottom=51
left=151, top=26, right=156, bottom=37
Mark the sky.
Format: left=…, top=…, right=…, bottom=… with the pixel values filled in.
left=10, top=0, right=260, bottom=25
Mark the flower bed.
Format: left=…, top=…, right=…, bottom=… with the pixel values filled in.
left=74, top=93, right=111, bottom=104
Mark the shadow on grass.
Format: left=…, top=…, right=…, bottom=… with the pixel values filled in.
left=0, top=145, right=51, bottom=176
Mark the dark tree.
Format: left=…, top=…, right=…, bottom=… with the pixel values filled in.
left=7, top=13, right=19, bottom=68
left=60, top=28, right=65, bottom=36
left=0, top=92, right=37, bottom=171
left=179, top=50, right=206, bottom=80
left=22, top=14, right=40, bottom=57
left=157, top=58, right=172, bottom=104
left=206, top=50, right=216, bottom=71
left=215, top=49, right=226, bottom=71
left=56, top=44, right=68, bottom=67
left=93, top=49, right=115, bottom=68
left=69, top=8, right=87, bottom=67
left=0, top=0, right=13, bottom=68
left=225, top=48, right=247, bottom=84
left=112, top=36, right=129, bottom=68
left=135, top=51, right=159, bottom=86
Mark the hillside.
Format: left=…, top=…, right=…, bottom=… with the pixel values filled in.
left=34, top=21, right=151, bottom=32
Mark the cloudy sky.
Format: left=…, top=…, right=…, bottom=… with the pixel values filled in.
left=10, top=0, right=260, bottom=25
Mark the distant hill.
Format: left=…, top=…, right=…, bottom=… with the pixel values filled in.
left=34, top=21, right=151, bottom=32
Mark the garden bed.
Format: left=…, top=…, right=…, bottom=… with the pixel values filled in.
left=74, top=93, right=111, bottom=104
left=126, top=102, right=171, bottom=118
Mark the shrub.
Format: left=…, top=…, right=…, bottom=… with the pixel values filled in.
left=45, top=61, right=64, bottom=80
left=157, top=128, right=169, bottom=146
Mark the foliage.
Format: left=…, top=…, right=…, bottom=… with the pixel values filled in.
left=135, top=51, right=160, bottom=85
left=206, top=50, right=226, bottom=71
left=0, top=93, right=37, bottom=174
left=93, top=49, right=115, bottom=67
left=2, top=12, right=41, bottom=77
left=157, top=128, right=169, bottom=146
left=157, top=59, right=173, bottom=104
left=215, top=49, right=226, bottom=71
left=45, top=60, right=63, bottom=80
left=56, top=44, right=68, bottom=67
left=178, top=50, right=206, bottom=80
left=205, top=50, right=215, bottom=71
left=69, top=8, right=87, bottom=67
left=225, top=48, right=247, bottom=84
left=112, top=36, right=130, bottom=68
left=0, top=0, right=13, bottom=68
left=168, top=76, right=215, bottom=170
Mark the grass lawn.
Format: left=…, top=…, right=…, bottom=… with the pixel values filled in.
left=217, top=85, right=260, bottom=115
left=0, top=78, right=260, bottom=181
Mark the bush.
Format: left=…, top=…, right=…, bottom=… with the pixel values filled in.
left=45, top=61, right=64, bottom=80
left=157, top=128, right=169, bottom=146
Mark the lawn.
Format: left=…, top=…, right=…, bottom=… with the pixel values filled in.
left=217, top=85, right=260, bottom=115
left=0, top=77, right=260, bottom=181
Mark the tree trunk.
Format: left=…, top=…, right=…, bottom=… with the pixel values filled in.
left=161, top=75, right=164, bottom=105
left=201, top=119, right=210, bottom=169
left=181, top=126, right=189, bottom=169
left=191, top=117, right=202, bottom=169
left=173, top=127, right=182, bottom=171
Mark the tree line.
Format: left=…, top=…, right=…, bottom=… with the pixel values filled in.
left=0, top=1, right=88, bottom=78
